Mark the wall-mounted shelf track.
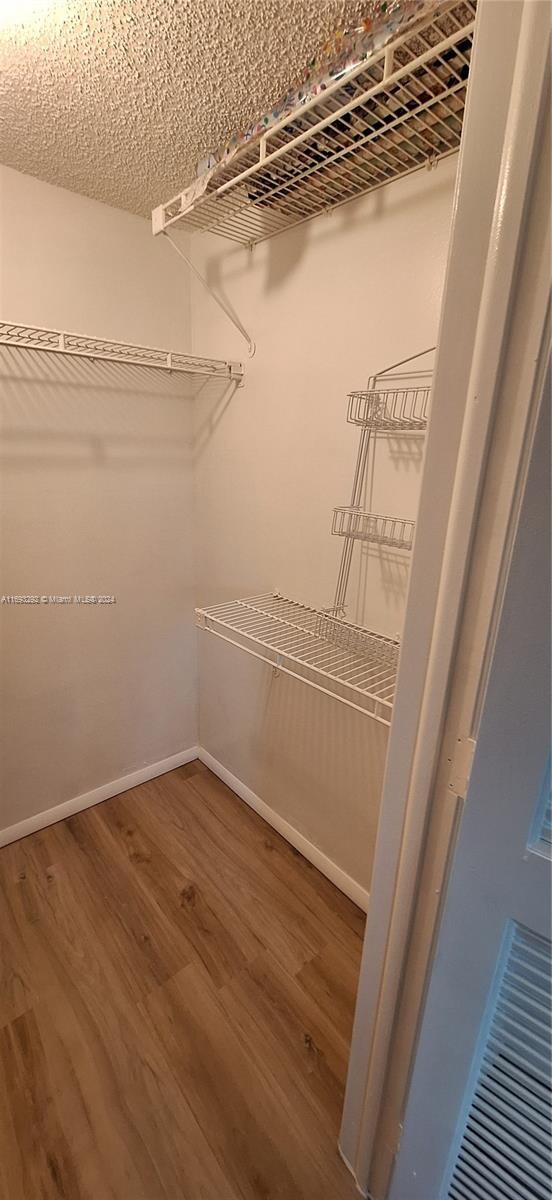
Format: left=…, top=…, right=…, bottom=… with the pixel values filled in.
left=332, top=508, right=415, bottom=551
left=0, top=322, right=244, bottom=390
left=153, top=1, right=476, bottom=246
left=196, top=593, right=399, bottom=724
left=347, top=384, right=430, bottom=431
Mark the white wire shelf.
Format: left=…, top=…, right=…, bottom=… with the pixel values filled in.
left=153, top=2, right=476, bottom=246
left=196, top=593, right=399, bottom=724
left=347, top=384, right=430, bottom=430
left=332, top=508, right=415, bottom=550
left=0, top=322, right=243, bottom=384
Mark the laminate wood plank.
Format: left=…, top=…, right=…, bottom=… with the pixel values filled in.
left=0, top=1008, right=85, bottom=1200
left=62, top=807, right=192, bottom=993
left=31, top=980, right=242, bottom=1200
left=25, top=1002, right=120, bottom=1200
left=166, top=768, right=356, bottom=967
left=97, top=791, right=263, bottom=988
left=186, top=767, right=366, bottom=950
left=0, top=765, right=364, bottom=1200
left=0, top=1031, right=25, bottom=1200
left=0, top=873, right=36, bottom=1029
left=1, top=835, right=243, bottom=1200
left=5, top=819, right=176, bottom=1011
left=143, top=960, right=357, bottom=1200
left=130, top=773, right=322, bottom=976
left=217, top=949, right=352, bottom=1135
left=176, top=757, right=208, bottom=780
left=0, top=835, right=46, bottom=926
left=296, top=939, right=361, bottom=1045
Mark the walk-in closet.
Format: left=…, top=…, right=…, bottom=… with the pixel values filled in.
left=1, top=1, right=550, bottom=1198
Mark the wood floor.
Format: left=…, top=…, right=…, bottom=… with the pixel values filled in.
left=0, top=760, right=365, bottom=1199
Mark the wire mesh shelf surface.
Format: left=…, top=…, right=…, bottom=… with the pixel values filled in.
left=153, top=2, right=476, bottom=245
left=0, top=322, right=243, bottom=383
left=332, top=508, right=415, bottom=550
left=196, top=593, right=399, bottom=724
left=347, top=384, right=430, bottom=430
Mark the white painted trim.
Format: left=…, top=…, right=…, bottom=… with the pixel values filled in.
left=1, top=739, right=369, bottom=911
left=0, top=739, right=368, bottom=912
left=340, top=3, right=550, bottom=1193
left=0, top=746, right=199, bottom=847
left=338, top=1145, right=369, bottom=1198
left=197, top=748, right=370, bottom=913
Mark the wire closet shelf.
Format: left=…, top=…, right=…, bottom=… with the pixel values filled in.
left=153, top=1, right=476, bottom=245
left=0, top=322, right=244, bottom=385
left=196, top=594, right=399, bottom=725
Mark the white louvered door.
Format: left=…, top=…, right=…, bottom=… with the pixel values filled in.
left=447, top=924, right=551, bottom=1200
left=388, top=373, right=551, bottom=1200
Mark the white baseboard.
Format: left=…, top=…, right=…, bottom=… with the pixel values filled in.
left=197, top=748, right=369, bottom=912
left=1, top=743, right=369, bottom=913
left=0, top=746, right=200, bottom=849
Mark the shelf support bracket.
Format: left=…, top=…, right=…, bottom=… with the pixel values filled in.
left=163, top=232, right=256, bottom=359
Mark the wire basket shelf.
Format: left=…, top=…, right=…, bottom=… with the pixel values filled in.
left=196, top=593, right=399, bottom=724
left=332, top=508, right=415, bottom=550
left=0, top=322, right=243, bottom=382
left=347, top=385, right=430, bottom=430
left=153, top=2, right=476, bottom=245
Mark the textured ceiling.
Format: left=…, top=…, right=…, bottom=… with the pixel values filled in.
left=0, top=0, right=371, bottom=217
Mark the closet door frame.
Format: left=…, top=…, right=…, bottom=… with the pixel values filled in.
left=339, top=3, right=551, bottom=1196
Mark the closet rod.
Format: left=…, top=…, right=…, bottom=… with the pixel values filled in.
left=0, top=321, right=244, bottom=380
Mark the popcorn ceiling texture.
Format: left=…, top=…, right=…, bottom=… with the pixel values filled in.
left=0, top=0, right=370, bottom=217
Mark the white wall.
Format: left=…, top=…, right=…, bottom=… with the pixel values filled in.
left=0, top=165, right=197, bottom=833
left=190, top=158, right=457, bottom=891
left=0, top=159, right=457, bottom=894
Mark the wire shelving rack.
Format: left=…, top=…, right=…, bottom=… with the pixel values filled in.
left=153, top=1, right=476, bottom=246
left=196, top=351, right=433, bottom=723
left=332, top=349, right=433, bottom=616
left=196, top=593, right=399, bottom=725
left=347, top=384, right=430, bottom=431
left=332, top=509, right=415, bottom=551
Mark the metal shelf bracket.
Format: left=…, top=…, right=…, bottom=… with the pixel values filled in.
left=163, top=231, right=256, bottom=360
